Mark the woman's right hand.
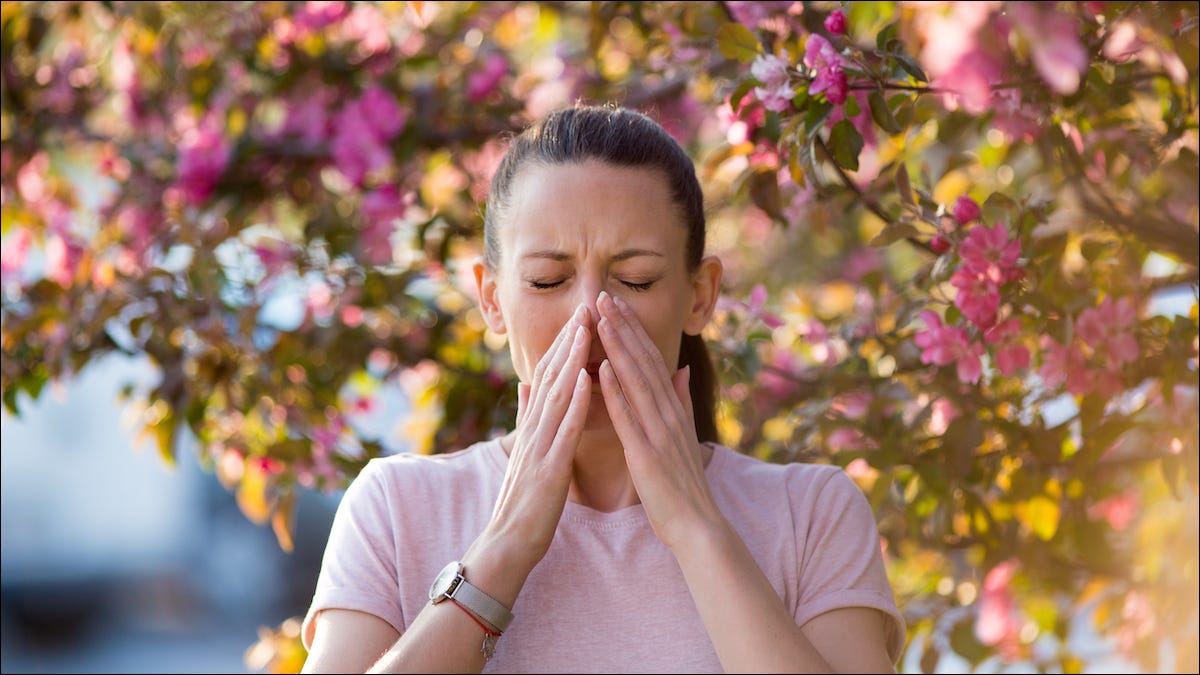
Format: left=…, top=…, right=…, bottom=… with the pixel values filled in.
left=469, top=303, right=593, bottom=575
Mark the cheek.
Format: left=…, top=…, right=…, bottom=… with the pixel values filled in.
left=505, top=299, right=572, bottom=381
left=627, top=302, right=687, bottom=366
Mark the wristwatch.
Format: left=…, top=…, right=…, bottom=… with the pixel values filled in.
left=428, top=561, right=514, bottom=634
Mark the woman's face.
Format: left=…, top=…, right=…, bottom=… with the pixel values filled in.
left=477, top=160, right=718, bottom=424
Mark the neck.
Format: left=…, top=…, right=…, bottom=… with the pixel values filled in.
left=567, top=427, right=639, bottom=512
left=499, top=425, right=638, bottom=513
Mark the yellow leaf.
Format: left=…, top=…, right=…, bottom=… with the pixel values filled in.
left=1017, top=495, right=1060, bottom=541
left=237, top=461, right=271, bottom=525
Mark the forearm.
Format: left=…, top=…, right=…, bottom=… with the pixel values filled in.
left=369, top=531, right=534, bottom=673
left=674, top=521, right=834, bottom=674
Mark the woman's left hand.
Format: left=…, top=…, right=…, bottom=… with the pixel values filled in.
left=595, top=290, right=723, bottom=550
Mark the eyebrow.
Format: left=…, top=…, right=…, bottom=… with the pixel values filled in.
left=519, top=248, right=665, bottom=262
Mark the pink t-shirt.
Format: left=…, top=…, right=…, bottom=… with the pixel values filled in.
left=302, top=439, right=906, bottom=672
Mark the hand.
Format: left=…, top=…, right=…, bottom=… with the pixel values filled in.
left=486, top=303, right=593, bottom=569
left=594, top=291, right=722, bottom=550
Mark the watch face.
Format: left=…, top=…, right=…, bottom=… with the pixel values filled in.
left=429, top=561, right=462, bottom=602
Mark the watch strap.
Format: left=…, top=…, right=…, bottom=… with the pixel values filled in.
left=450, top=576, right=514, bottom=633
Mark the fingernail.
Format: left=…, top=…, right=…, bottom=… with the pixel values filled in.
left=598, top=290, right=610, bottom=308
left=683, top=364, right=691, bottom=383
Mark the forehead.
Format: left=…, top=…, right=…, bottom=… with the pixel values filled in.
left=500, top=160, right=686, bottom=259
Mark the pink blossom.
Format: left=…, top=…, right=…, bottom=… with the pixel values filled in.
left=1115, top=591, right=1157, bottom=657
left=1088, top=491, right=1139, bottom=531
left=17, top=152, right=49, bottom=203
left=726, top=1, right=797, bottom=29
left=843, top=248, right=880, bottom=281
left=952, top=195, right=981, bottom=225
left=914, top=310, right=986, bottom=383
left=1076, top=296, right=1140, bottom=367
left=331, top=86, right=407, bottom=186
left=45, top=232, right=83, bottom=288
left=176, top=120, right=231, bottom=206
left=467, top=53, right=509, bottom=104
left=1, top=228, right=32, bottom=285
left=928, top=398, right=959, bottom=436
left=1010, top=3, right=1089, bottom=95
left=745, top=284, right=785, bottom=329
left=827, top=427, right=867, bottom=453
left=306, top=279, right=335, bottom=323
left=114, top=204, right=161, bottom=259
left=1102, top=20, right=1143, bottom=63
left=824, top=9, right=847, bottom=35
left=751, top=54, right=795, bottom=112
left=281, top=85, right=336, bottom=146
left=930, top=235, right=951, bottom=254
left=985, top=318, right=1031, bottom=376
left=338, top=3, right=391, bottom=56
left=253, top=239, right=296, bottom=280
left=295, top=1, right=348, bottom=33
left=936, top=48, right=1005, bottom=114
left=959, top=222, right=1021, bottom=285
left=832, top=391, right=872, bottom=420
left=804, top=34, right=848, bottom=104
left=360, top=184, right=407, bottom=265
left=977, top=560, right=1022, bottom=659
left=1038, top=336, right=1092, bottom=396
left=755, top=347, right=803, bottom=403
left=950, top=269, right=1001, bottom=330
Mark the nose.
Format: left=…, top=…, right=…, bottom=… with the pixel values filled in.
left=575, top=277, right=602, bottom=332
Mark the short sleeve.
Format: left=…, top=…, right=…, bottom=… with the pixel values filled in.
left=791, top=467, right=906, bottom=662
left=301, top=460, right=405, bottom=649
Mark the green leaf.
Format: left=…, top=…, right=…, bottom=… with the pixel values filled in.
left=894, top=53, right=928, bottom=83
left=895, top=163, right=914, bottom=205
left=747, top=169, right=785, bottom=223
left=728, top=78, right=756, bottom=114
left=717, top=22, right=760, bottom=62
left=868, top=89, right=902, bottom=134
left=869, top=221, right=919, bottom=247
left=827, top=119, right=864, bottom=171
left=804, top=100, right=833, bottom=140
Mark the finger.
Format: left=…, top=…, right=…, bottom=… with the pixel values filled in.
left=596, top=294, right=680, bottom=432
left=528, top=306, right=586, bottom=421
left=528, top=323, right=591, bottom=455
left=598, top=358, right=651, bottom=451
left=672, top=365, right=696, bottom=436
left=546, top=367, right=591, bottom=463
left=515, top=381, right=531, bottom=429
left=608, top=292, right=673, bottom=382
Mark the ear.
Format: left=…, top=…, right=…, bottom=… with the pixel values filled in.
left=684, top=255, right=723, bottom=336
left=473, top=256, right=507, bottom=335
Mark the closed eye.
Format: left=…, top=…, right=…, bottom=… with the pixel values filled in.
left=622, top=280, right=655, bottom=292
left=528, top=279, right=565, bottom=290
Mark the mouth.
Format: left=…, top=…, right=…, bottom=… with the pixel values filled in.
left=585, top=360, right=603, bottom=384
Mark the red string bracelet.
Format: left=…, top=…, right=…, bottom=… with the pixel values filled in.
left=451, top=598, right=502, bottom=637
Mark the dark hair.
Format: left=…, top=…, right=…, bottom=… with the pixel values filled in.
left=483, top=104, right=719, bottom=444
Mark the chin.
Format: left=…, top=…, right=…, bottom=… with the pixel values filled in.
left=582, top=391, right=616, bottom=431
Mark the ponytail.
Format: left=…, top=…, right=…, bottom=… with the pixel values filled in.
left=679, top=332, right=718, bottom=444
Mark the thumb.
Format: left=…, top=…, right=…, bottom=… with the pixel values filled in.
left=672, top=365, right=696, bottom=434
left=516, top=381, right=531, bottom=428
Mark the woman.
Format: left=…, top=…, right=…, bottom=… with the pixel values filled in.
left=300, top=105, right=905, bottom=673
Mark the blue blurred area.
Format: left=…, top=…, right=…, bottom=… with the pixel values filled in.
left=1, top=354, right=340, bottom=674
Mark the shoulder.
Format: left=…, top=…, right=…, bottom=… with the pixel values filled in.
left=347, top=440, right=504, bottom=503
left=707, top=444, right=871, bottom=522
left=708, top=442, right=846, bottom=492
left=360, top=439, right=501, bottom=480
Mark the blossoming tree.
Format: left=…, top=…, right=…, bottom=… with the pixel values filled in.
left=2, top=1, right=1196, bottom=672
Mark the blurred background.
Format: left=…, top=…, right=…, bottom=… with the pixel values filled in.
left=1, top=354, right=339, bottom=673
left=2, top=1, right=1197, bottom=673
